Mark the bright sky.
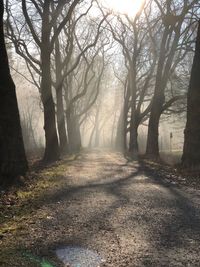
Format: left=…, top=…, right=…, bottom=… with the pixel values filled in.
left=101, top=0, right=145, bottom=17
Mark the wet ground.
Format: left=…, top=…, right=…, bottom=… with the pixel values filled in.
left=1, top=150, right=200, bottom=266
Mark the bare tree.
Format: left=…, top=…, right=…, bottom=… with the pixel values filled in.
left=105, top=1, right=156, bottom=156
left=6, top=0, right=81, bottom=162
left=53, top=8, right=108, bottom=153
left=146, top=0, right=198, bottom=159
left=6, top=0, right=108, bottom=156
left=65, top=43, right=107, bottom=152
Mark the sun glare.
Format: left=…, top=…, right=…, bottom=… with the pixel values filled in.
left=101, top=0, right=145, bottom=17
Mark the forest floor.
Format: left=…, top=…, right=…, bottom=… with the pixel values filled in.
left=1, top=149, right=200, bottom=266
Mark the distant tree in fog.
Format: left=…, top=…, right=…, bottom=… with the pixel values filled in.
left=105, top=1, right=156, bottom=156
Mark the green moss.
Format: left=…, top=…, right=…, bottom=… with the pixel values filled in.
left=22, top=252, right=56, bottom=267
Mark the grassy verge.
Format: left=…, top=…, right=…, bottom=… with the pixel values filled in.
left=142, top=158, right=200, bottom=189
left=0, top=155, right=76, bottom=267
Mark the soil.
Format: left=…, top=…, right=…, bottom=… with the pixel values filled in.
left=1, top=149, right=200, bottom=266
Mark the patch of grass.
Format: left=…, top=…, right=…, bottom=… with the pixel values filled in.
left=0, top=154, right=77, bottom=267
left=0, top=249, right=60, bottom=267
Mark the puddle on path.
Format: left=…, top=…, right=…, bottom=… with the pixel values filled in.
left=56, top=246, right=105, bottom=267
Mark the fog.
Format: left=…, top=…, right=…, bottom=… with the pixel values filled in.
left=12, top=55, right=186, bottom=164
left=5, top=0, right=197, bottom=164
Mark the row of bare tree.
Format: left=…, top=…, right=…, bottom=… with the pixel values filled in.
left=5, top=0, right=110, bottom=161
left=105, top=0, right=199, bottom=161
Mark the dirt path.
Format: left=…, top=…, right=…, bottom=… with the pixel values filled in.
left=1, top=150, right=200, bottom=266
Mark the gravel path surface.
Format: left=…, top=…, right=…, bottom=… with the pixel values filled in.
left=45, top=150, right=200, bottom=266
left=3, top=150, right=200, bottom=266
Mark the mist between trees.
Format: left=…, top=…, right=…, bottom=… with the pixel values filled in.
left=0, top=0, right=200, bottom=184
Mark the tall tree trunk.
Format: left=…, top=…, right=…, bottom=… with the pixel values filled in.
left=88, top=125, right=95, bottom=148
left=182, top=21, right=200, bottom=168
left=41, top=1, right=60, bottom=162
left=52, top=3, right=69, bottom=155
left=128, top=67, right=138, bottom=156
left=41, top=50, right=60, bottom=162
left=56, top=83, right=69, bottom=154
left=129, top=109, right=139, bottom=156
left=145, top=26, right=170, bottom=159
left=94, top=121, right=100, bottom=147
left=146, top=96, right=164, bottom=159
left=146, top=22, right=181, bottom=159
left=66, top=108, right=81, bottom=153
left=116, top=75, right=132, bottom=152
left=55, top=39, right=68, bottom=155
left=0, top=1, right=27, bottom=183
left=111, top=109, right=117, bottom=148
left=88, top=105, right=100, bottom=148
left=115, top=109, right=124, bottom=151
left=116, top=101, right=129, bottom=152
left=94, top=107, right=100, bottom=147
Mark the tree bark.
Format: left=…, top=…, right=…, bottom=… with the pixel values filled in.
left=56, top=83, right=69, bottom=154
left=66, top=108, right=81, bottom=153
left=115, top=110, right=124, bottom=151
left=128, top=67, right=138, bottom=156
left=146, top=17, right=182, bottom=159
left=145, top=25, right=171, bottom=159
left=146, top=95, right=164, bottom=159
left=129, top=109, right=139, bottom=157
left=111, top=109, right=117, bottom=148
left=55, top=36, right=68, bottom=155
left=116, top=100, right=129, bottom=152
left=94, top=106, right=100, bottom=147
left=182, top=21, right=200, bottom=168
left=0, top=1, right=27, bottom=183
left=41, top=0, right=60, bottom=162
